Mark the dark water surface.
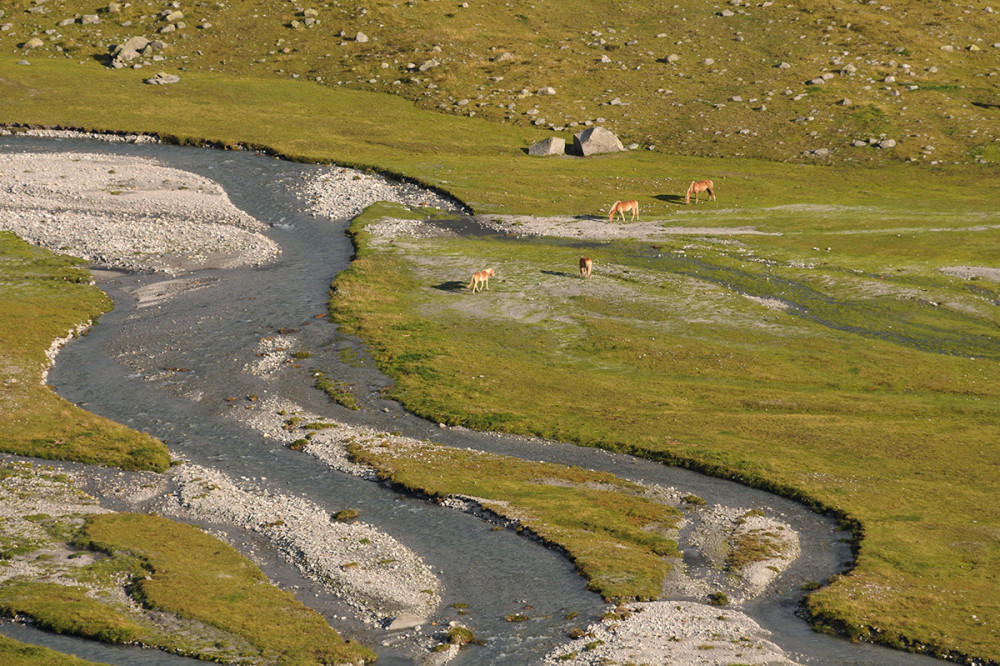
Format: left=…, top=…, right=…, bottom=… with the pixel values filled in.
left=0, top=135, right=942, bottom=665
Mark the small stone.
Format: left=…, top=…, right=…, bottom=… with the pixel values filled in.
left=720, top=9, right=735, bottom=16
left=356, top=32, right=368, bottom=43
left=777, top=61, right=790, bottom=69
left=702, top=58, right=715, bottom=66
left=878, top=138, right=897, bottom=149
left=82, top=14, right=101, bottom=24
left=600, top=55, right=612, bottom=63
left=837, top=98, right=852, bottom=105
left=536, top=86, right=556, bottom=95
left=666, top=53, right=680, bottom=63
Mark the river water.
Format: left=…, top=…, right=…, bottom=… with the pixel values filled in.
left=0, top=135, right=942, bottom=665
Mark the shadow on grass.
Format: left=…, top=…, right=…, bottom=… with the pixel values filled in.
left=432, top=280, right=468, bottom=292
left=655, top=193, right=688, bottom=205
left=541, top=270, right=578, bottom=278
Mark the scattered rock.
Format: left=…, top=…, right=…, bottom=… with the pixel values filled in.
left=418, top=59, right=439, bottom=72
left=837, top=97, right=852, bottom=106
left=144, top=71, right=180, bottom=85
left=82, top=14, right=100, bottom=24
left=24, top=37, right=44, bottom=50
left=878, top=138, right=897, bottom=149
left=777, top=61, right=790, bottom=69
left=572, top=126, right=624, bottom=156
left=109, top=36, right=150, bottom=67
left=356, top=32, right=368, bottom=43
left=528, top=137, right=566, bottom=157
left=536, top=86, right=556, bottom=95
left=702, top=58, right=715, bottom=66
left=666, top=53, right=680, bottom=63
left=388, top=613, right=425, bottom=632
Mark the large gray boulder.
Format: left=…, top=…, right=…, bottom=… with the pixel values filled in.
left=572, top=126, right=624, bottom=156
left=528, top=137, right=565, bottom=156
left=109, top=36, right=149, bottom=67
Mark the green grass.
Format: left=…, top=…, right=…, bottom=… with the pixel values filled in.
left=0, top=635, right=103, bottom=666
left=0, top=581, right=149, bottom=645
left=3, top=0, right=999, bottom=167
left=2, top=56, right=1000, bottom=222
left=0, top=232, right=171, bottom=471
left=330, top=205, right=1000, bottom=661
left=75, top=512, right=376, bottom=665
left=349, top=438, right=680, bottom=601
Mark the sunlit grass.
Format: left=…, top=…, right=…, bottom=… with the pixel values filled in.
left=331, top=204, right=1000, bottom=660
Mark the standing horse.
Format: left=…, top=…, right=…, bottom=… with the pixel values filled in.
left=608, top=200, right=639, bottom=221
left=579, top=257, right=593, bottom=279
left=685, top=180, right=716, bottom=204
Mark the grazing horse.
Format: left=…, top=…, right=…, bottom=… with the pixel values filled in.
left=608, top=199, right=639, bottom=221
left=685, top=180, right=715, bottom=204
left=579, top=257, right=593, bottom=279
left=467, top=268, right=494, bottom=293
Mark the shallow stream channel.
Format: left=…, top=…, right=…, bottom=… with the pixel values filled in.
left=0, top=135, right=942, bottom=665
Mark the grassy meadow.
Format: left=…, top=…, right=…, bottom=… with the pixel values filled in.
left=331, top=199, right=1000, bottom=661
left=2, top=0, right=1000, bottom=662
left=0, top=232, right=171, bottom=471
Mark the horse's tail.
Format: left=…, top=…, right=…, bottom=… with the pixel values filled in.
left=467, top=276, right=475, bottom=289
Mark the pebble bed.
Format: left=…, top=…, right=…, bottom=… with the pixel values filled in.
left=541, top=600, right=798, bottom=665
left=0, top=151, right=279, bottom=274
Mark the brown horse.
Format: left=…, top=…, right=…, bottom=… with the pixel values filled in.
left=579, top=257, right=592, bottom=279
left=685, top=180, right=716, bottom=204
left=608, top=200, right=639, bottom=221
left=467, top=268, right=494, bottom=293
